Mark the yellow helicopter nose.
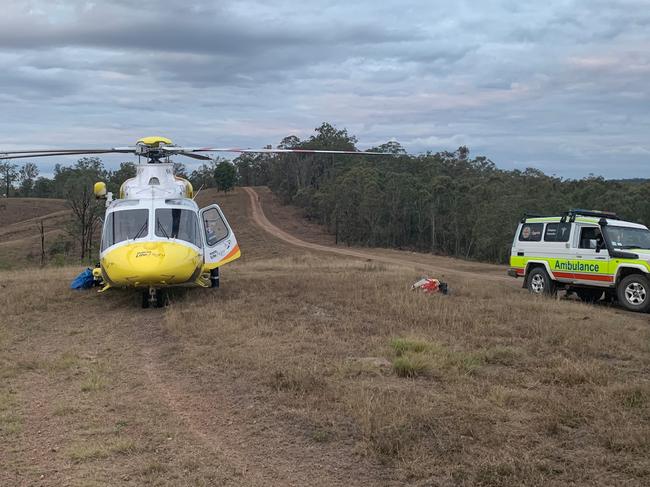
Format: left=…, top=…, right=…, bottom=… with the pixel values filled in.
left=101, top=241, right=202, bottom=287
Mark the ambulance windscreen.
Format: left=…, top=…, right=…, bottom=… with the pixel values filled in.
left=604, top=226, right=650, bottom=250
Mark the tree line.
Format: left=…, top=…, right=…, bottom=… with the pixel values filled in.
left=0, top=157, right=237, bottom=199
left=3, top=122, right=650, bottom=264
left=231, top=123, right=650, bottom=263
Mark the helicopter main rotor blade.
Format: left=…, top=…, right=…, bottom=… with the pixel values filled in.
left=1, top=144, right=392, bottom=161
left=0, top=148, right=130, bottom=154
left=174, top=151, right=213, bottom=161
left=161, top=147, right=389, bottom=155
left=0, top=150, right=135, bottom=160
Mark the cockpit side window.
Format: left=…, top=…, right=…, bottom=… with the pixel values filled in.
left=102, top=209, right=149, bottom=250
left=155, top=208, right=201, bottom=247
left=202, top=208, right=229, bottom=246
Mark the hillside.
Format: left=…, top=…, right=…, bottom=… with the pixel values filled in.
left=0, top=198, right=71, bottom=269
left=0, top=198, right=67, bottom=226
left=1, top=188, right=649, bottom=486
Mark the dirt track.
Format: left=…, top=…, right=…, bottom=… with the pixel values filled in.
left=242, top=186, right=512, bottom=284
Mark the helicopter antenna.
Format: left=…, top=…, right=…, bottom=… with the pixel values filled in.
left=193, top=184, right=205, bottom=201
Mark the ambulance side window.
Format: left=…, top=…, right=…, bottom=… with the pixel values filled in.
left=578, top=226, right=603, bottom=249
left=519, top=223, right=543, bottom=242
left=544, top=223, right=571, bottom=242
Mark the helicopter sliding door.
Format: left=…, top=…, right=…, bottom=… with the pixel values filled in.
left=199, top=204, right=240, bottom=269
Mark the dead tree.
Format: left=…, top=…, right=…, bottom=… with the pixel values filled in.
left=37, top=219, right=45, bottom=266
left=66, top=185, right=102, bottom=261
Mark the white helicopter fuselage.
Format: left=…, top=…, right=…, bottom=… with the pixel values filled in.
left=98, top=162, right=240, bottom=289
left=2, top=134, right=384, bottom=298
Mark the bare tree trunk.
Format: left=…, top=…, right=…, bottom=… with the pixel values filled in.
left=38, top=219, right=45, bottom=266
left=466, top=239, right=474, bottom=259
left=68, top=186, right=92, bottom=260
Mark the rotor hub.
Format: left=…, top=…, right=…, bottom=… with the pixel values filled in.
left=135, top=136, right=175, bottom=162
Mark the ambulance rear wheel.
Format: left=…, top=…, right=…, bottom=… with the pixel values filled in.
left=527, top=268, right=556, bottom=296
left=617, top=274, right=650, bottom=313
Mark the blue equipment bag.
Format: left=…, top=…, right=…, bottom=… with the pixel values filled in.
left=71, top=268, right=95, bottom=290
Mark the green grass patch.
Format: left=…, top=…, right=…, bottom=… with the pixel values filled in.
left=393, top=353, right=432, bottom=378
left=390, top=338, right=485, bottom=378
left=390, top=338, right=431, bottom=356
left=67, top=443, right=111, bottom=462
left=446, top=351, right=485, bottom=376
left=67, top=438, right=138, bottom=462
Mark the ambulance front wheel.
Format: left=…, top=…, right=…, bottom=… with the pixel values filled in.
left=526, top=268, right=556, bottom=296
left=617, top=274, right=650, bottom=313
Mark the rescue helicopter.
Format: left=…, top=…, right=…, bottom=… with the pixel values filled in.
left=1, top=136, right=385, bottom=307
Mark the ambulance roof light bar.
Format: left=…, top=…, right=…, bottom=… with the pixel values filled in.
left=566, top=209, right=620, bottom=221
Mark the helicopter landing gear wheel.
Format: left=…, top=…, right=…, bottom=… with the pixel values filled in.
left=141, top=288, right=155, bottom=308
left=210, top=268, right=220, bottom=289
left=148, top=287, right=157, bottom=308
left=141, top=288, right=167, bottom=308
left=155, top=289, right=168, bottom=308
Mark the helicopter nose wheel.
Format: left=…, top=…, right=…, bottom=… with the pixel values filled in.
left=141, top=287, right=168, bottom=308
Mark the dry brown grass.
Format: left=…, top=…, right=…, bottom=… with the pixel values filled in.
left=0, top=198, right=67, bottom=226
left=161, top=252, right=650, bottom=485
left=1, top=188, right=649, bottom=485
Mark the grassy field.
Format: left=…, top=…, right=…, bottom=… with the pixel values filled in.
left=1, top=188, right=649, bottom=486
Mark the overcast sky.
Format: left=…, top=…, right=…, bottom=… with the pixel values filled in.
left=1, top=0, right=649, bottom=178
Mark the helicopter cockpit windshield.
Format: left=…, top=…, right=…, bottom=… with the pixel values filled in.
left=102, top=209, right=149, bottom=250
left=155, top=208, right=201, bottom=247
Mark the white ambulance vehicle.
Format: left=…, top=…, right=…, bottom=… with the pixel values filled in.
left=508, top=209, right=650, bottom=312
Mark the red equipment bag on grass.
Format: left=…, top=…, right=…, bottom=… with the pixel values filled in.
left=411, top=277, right=449, bottom=294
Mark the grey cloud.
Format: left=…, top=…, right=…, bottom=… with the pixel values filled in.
left=0, top=0, right=649, bottom=178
